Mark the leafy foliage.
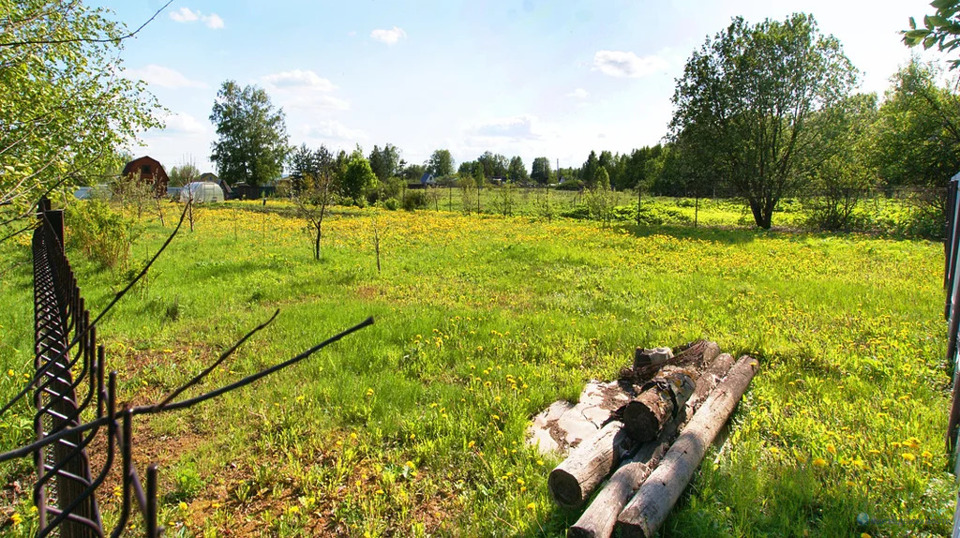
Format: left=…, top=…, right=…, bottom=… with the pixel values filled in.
left=0, top=0, right=161, bottom=214
left=341, top=150, right=377, bottom=202
left=670, top=13, right=857, bottom=228
left=904, top=0, right=960, bottom=69
left=427, top=149, right=454, bottom=178
left=209, top=81, right=290, bottom=187
left=64, top=199, right=138, bottom=270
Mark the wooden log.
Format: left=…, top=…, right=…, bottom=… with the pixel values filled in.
left=568, top=353, right=735, bottom=538
left=621, top=369, right=696, bottom=442
left=616, top=355, right=759, bottom=538
left=632, top=340, right=719, bottom=377
left=548, top=421, right=633, bottom=508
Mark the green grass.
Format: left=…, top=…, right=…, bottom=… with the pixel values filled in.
left=0, top=199, right=953, bottom=536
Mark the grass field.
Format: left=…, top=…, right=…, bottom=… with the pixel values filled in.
left=0, top=199, right=954, bottom=536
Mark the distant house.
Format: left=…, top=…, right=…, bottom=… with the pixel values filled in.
left=121, top=156, right=169, bottom=196
left=420, top=172, right=436, bottom=186
left=489, top=176, right=506, bottom=186
left=199, top=172, right=232, bottom=198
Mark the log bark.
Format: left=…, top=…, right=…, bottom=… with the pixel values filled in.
left=616, top=355, right=759, bottom=538
left=568, top=353, right=735, bottom=538
left=621, top=369, right=696, bottom=442
left=632, top=340, right=720, bottom=379
left=548, top=421, right=633, bottom=508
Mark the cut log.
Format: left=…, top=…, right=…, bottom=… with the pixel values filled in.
left=633, top=346, right=673, bottom=368
left=568, top=353, right=735, bottom=538
left=548, top=421, right=633, bottom=508
left=621, top=369, right=696, bottom=442
left=632, top=340, right=720, bottom=378
left=616, top=355, right=759, bottom=538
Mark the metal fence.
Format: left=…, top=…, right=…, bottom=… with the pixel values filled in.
left=0, top=197, right=373, bottom=536
left=942, top=174, right=960, bottom=537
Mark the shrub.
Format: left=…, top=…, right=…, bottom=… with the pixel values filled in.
left=384, top=198, right=400, bottom=211
left=403, top=191, right=428, bottom=211
left=556, top=180, right=583, bottom=191
left=65, top=200, right=139, bottom=270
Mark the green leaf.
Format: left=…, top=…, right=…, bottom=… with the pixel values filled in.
left=909, top=16, right=917, bottom=30
left=931, top=0, right=957, bottom=9
left=927, top=15, right=949, bottom=27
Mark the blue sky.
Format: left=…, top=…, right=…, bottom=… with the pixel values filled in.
left=102, top=0, right=942, bottom=175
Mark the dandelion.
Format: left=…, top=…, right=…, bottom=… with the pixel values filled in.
left=826, top=444, right=836, bottom=455
left=11, top=513, right=22, bottom=525
left=922, top=451, right=933, bottom=459
left=178, top=501, right=188, bottom=511
left=901, top=453, right=916, bottom=462
left=768, top=447, right=780, bottom=455
left=365, top=388, right=374, bottom=397
left=350, top=432, right=358, bottom=441
left=526, top=502, right=536, bottom=511
left=468, top=441, right=476, bottom=448
left=405, top=461, right=416, bottom=469
left=812, top=457, right=827, bottom=468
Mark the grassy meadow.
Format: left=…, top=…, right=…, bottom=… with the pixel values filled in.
left=0, top=198, right=954, bottom=536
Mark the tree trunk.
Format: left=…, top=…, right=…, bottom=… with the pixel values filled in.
left=568, top=353, right=736, bottom=538
left=314, top=225, right=321, bottom=261
left=621, top=369, right=696, bottom=443
left=632, top=340, right=720, bottom=382
left=616, top=356, right=759, bottom=538
left=548, top=421, right=633, bottom=508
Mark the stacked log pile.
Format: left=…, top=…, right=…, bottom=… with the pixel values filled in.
left=543, top=340, right=759, bottom=538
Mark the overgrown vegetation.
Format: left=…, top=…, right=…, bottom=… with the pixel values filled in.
left=0, top=201, right=950, bottom=536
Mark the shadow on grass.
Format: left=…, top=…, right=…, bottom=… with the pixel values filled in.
left=616, top=222, right=763, bottom=246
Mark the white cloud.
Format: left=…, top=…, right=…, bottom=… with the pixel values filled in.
left=304, top=120, right=367, bottom=142
left=169, top=7, right=199, bottom=23
left=259, top=70, right=349, bottom=113
left=566, top=88, right=589, bottom=99
left=261, top=70, right=337, bottom=92
left=370, top=26, right=407, bottom=45
left=162, top=112, right=206, bottom=135
left=126, top=64, right=207, bottom=89
left=468, top=115, right=541, bottom=140
left=203, top=13, right=224, bottom=29
left=169, top=7, right=224, bottom=29
left=592, top=50, right=668, bottom=78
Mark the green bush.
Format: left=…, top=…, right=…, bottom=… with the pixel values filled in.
left=384, top=198, right=400, bottom=211
left=65, top=200, right=139, bottom=270
left=556, top=180, right=583, bottom=191
left=402, top=191, right=428, bottom=211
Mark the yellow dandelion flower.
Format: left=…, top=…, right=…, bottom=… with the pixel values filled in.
left=526, top=502, right=536, bottom=511
left=826, top=444, right=836, bottom=455
left=350, top=432, right=358, bottom=440
left=922, top=451, right=933, bottom=459
left=468, top=441, right=475, bottom=448
left=405, top=461, right=415, bottom=469
left=178, top=501, right=188, bottom=511
left=901, top=453, right=916, bottom=462
left=769, top=447, right=780, bottom=455
left=11, top=513, right=22, bottom=525
left=812, top=457, right=828, bottom=468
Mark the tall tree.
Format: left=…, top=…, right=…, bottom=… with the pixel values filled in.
left=477, top=151, right=508, bottom=178
left=507, top=156, right=529, bottom=182
left=341, top=149, right=377, bottom=201
left=427, top=149, right=455, bottom=177
left=210, top=81, right=290, bottom=187
left=288, top=144, right=334, bottom=193
left=531, top=157, right=552, bottom=184
left=581, top=151, right=599, bottom=187
left=670, top=14, right=857, bottom=228
left=872, top=59, right=960, bottom=210
left=0, top=0, right=160, bottom=214
left=368, top=143, right=401, bottom=182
